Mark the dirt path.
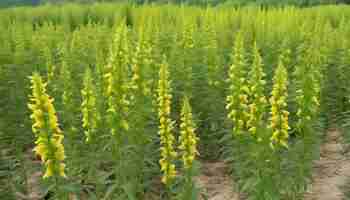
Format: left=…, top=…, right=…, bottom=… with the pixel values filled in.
left=304, top=129, right=350, bottom=200
left=196, top=161, right=240, bottom=200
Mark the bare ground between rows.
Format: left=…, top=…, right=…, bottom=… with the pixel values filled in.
left=15, top=150, right=44, bottom=200
left=195, top=161, right=240, bottom=200
left=145, top=160, right=240, bottom=200
left=22, top=149, right=239, bottom=200
left=304, top=129, right=350, bottom=200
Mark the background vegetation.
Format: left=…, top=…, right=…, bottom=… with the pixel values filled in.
left=1, top=2, right=350, bottom=200
left=1, top=0, right=350, bottom=7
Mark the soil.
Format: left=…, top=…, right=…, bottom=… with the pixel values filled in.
left=14, top=150, right=44, bottom=200
left=195, top=161, right=240, bottom=200
left=304, top=129, right=350, bottom=200
left=144, top=160, right=239, bottom=200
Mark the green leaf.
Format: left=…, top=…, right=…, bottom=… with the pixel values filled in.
left=122, top=183, right=137, bottom=200
left=102, top=183, right=119, bottom=200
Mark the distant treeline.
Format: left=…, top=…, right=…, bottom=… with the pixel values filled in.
left=220, top=0, right=350, bottom=6
left=0, top=0, right=349, bottom=7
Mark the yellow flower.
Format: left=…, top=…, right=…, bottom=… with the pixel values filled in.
left=81, top=68, right=99, bottom=143
left=226, top=31, right=249, bottom=135
left=43, top=160, right=54, bottom=179
left=104, top=23, right=131, bottom=146
left=249, top=127, right=257, bottom=135
left=130, top=27, right=153, bottom=97
left=313, top=96, right=320, bottom=106
left=121, top=120, right=129, bottom=131
left=294, top=42, right=321, bottom=134
left=157, top=56, right=177, bottom=185
left=269, top=56, right=289, bottom=148
left=246, top=43, right=267, bottom=138
left=59, top=163, right=66, bottom=178
left=179, top=96, right=199, bottom=170
left=28, top=73, right=66, bottom=179
left=34, top=143, right=48, bottom=162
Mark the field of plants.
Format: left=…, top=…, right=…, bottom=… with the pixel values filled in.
left=1, top=3, right=350, bottom=200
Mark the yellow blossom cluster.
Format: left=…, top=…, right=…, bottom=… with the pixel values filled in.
left=294, top=41, right=321, bottom=133
left=226, top=32, right=249, bottom=134
left=181, top=20, right=196, bottom=97
left=157, top=56, right=177, bottom=185
left=28, top=73, right=66, bottom=179
left=104, top=23, right=130, bottom=135
left=203, top=15, right=220, bottom=87
left=179, top=97, right=199, bottom=169
left=246, top=42, right=267, bottom=138
left=131, top=25, right=153, bottom=97
left=59, top=45, right=73, bottom=110
left=269, top=58, right=290, bottom=148
left=43, top=46, right=55, bottom=84
left=81, top=68, right=99, bottom=143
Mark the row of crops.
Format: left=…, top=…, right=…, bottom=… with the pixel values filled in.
left=1, top=3, right=350, bottom=200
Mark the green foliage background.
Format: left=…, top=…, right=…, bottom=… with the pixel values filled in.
left=1, top=0, right=349, bottom=7
left=1, top=2, right=350, bottom=200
